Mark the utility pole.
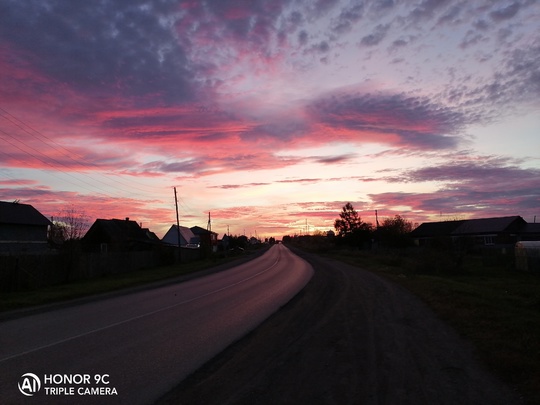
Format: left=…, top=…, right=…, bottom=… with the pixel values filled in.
left=174, top=187, right=181, bottom=263
left=207, top=212, right=211, bottom=232
left=375, top=210, right=380, bottom=229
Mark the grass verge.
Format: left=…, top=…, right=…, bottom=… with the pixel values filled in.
left=324, top=248, right=540, bottom=405
left=0, top=254, right=244, bottom=314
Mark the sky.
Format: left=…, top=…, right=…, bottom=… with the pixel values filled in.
left=0, top=0, right=539, bottom=239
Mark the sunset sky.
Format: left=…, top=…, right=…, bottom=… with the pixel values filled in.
left=1, top=0, right=539, bottom=239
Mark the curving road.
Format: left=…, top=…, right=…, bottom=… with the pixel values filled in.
left=0, top=244, right=313, bottom=404
left=159, top=248, right=523, bottom=405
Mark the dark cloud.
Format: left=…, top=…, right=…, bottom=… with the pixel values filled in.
left=309, top=91, right=466, bottom=150
left=404, top=161, right=538, bottom=185
left=473, top=19, right=490, bottom=31
left=185, top=0, right=290, bottom=55
left=298, top=30, right=309, bottom=46
left=305, top=0, right=341, bottom=19
left=445, top=39, right=540, bottom=110
left=460, top=30, right=487, bottom=49
left=0, top=0, right=196, bottom=104
left=370, top=158, right=540, bottom=216
left=313, top=154, right=356, bottom=164
left=490, top=2, right=521, bottom=21
left=211, top=183, right=271, bottom=189
left=436, top=4, right=463, bottom=26
left=360, top=24, right=390, bottom=46
left=409, top=0, right=453, bottom=21
left=154, top=159, right=207, bottom=174
left=278, top=178, right=321, bottom=184
left=239, top=120, right=309, bottom=142
left=331, top=3, right=364, bottom=34
left=366, top=0, right=398, bottom=16
left=504, top=42, right=540, bottom=100
left=315, top=41, right=331, bottom=53
left=392, top=38, right=409, bottom=48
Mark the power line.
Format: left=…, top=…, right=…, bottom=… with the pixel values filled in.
left=0, top=147, right=117, bottom=198
left=0, top=107, right=166, bottom=197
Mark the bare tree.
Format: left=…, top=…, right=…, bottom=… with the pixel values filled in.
left=52, top=205, right=90, bottom=242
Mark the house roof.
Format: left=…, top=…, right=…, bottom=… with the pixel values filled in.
left=190, top=226, right=218, bottom=236
left=451, top=216, right=525, bottom=235
left=0, top=201, right=51, bottom=226
left=410, top=220, right=464, bottom=238
left=411, top=216, right=529, bottom=239
left=162, top=225, right=196, bottom=246
left=83, top=218, right=157, bottom=244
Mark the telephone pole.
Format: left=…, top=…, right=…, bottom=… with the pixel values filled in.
left=174, top=187, right=181, bottom=263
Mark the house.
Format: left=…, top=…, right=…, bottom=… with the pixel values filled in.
left=161, top=225, right=197, bottom=247
left=190, top=226, right=218, bottom=254
left=0, top=201, right=52, bottom=253
left=410, top=220, right=465, bottom=246
left=411, top=216, right=536, bottom=247
left=82, top=218, right=160, bottom=252
left=519, top=222, right=540, bottom=241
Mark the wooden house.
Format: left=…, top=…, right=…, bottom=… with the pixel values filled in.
left=0, top=201, right=52, bottom=253
left=82, top=218, right=160, bottom=252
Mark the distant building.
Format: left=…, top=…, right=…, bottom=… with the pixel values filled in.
left=161, top=225, right=197, bottom=247
left=0, top=201, right=52, bottom=253
left=190, top=226, right=218, bottom=254
left=411, top=216, right=539, bottom=247
left=82, top=218, right=160, bottom=252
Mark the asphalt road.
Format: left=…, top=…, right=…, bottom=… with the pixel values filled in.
left=159, top=249, right=523, bottom=405
left=0, top=244, right=313, bottom=404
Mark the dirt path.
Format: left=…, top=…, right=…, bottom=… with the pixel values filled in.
left=157, top=249, right=522, bottom=405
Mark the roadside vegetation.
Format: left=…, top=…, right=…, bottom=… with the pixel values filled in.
left=0, top=249, right=258, bottom=314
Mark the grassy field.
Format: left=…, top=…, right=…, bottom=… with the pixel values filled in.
left=324, top=248, right=540, bottom=405
left=0, top=254, right=245, bottom=314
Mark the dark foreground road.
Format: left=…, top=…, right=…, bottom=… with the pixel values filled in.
left=158, top=249, right=523, bottom=405
left=0, top=244, right=312, bottom=404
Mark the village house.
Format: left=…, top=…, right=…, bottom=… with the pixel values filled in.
left=190, top=226, right=219, bottom=255
left=161, top=224, right=197, bottom=247
left=410, top=216, right=539, bottom=247
left=82, top=218, right=160, bottom=252
left=0, top=201, right=52, bottom=253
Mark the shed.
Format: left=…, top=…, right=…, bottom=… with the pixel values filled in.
left=515, top=241, right=540, bottom=272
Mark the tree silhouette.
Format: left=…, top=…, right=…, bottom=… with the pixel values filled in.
left=334, top=203, right=372, bottom=247
left=377, top=215, right=414, bottom=248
